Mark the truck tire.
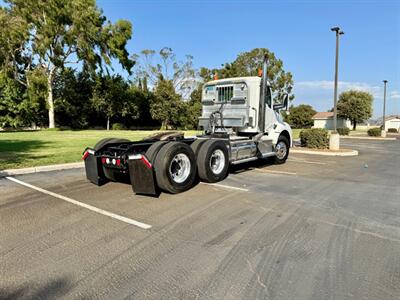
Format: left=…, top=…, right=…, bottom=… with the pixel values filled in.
left=190, top=139, right=208, bottom=157
left=93, top=138, right=130, bottom=151
left=197, top=139, right=229, bottom=183
left=273, top=135, right=289, bottom=164
left=154, top=142, right=197, bottom=194
left=145, top=141, right=168, bottom=163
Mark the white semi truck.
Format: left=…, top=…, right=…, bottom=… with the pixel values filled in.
left=83, top=56, right=292, bottom=195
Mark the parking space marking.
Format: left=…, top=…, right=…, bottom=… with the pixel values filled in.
left=341, top=144, right=383, bottom=150
left=288, top=158, right=327, bottom=165
left=5, top=176, right=152, bottom=230
left=201, top=182, right=249, bottom=192
left=253, top=169, right=297, bottom=175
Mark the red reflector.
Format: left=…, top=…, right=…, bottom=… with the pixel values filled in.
left=101, top=157, right=106, bottom=164
left=141, top=156, right=152, bottom=169
left=116, top=159, right=121, bottom=166
left=82, top=151, right=89, bottom=160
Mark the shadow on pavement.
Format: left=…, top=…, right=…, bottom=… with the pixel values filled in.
left=229, top=157, right=275, bottom=175
left=0, top=277, right=70, bottom=300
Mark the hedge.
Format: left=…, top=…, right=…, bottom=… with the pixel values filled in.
left=300, top=128, right=329, bottom=149
left=112, top=123, right=126, bottom=130
left=337, top=127, right=350, bottom=135
left=367, top=128, right=381, bottom=136
left=388, top=128, right=398, bottom=133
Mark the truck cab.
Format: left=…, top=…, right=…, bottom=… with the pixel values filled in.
left=198, top=71, right=292, bottom=164
left=199, top=76, right=292, bottom=144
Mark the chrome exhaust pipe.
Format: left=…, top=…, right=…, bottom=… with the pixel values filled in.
left=258, top=55, right=268, bottom=133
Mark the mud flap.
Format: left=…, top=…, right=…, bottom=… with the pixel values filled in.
left=84, top=149, right=108, bottom=186
left=128, top=154, right=158, bottom=196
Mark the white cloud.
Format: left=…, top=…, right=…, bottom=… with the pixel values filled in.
left=293, top=80, right=399, bottom=118
left=296, top=80, right=381, bottom=98
left=390, top=91, right=400, bottom=99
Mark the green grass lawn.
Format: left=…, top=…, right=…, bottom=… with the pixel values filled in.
left=0, top=130, right=200, bottom=170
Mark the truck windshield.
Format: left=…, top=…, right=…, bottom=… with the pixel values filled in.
left=266, top=86, right=272, bottom=108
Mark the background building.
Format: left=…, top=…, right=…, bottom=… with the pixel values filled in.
left=379, top=116, right=400, bottom=131
left=312, top=112, right=351, bottom=130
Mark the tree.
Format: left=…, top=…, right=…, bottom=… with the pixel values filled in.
left=53, top=68, right=93, bottom=128
left=133, top=47, right=197, bottom=99
left=142, top=76, right=149, bottom=93
left=337, top=90, right=373, bottom=130
left=91, top=75, right=139, bottom=130
left=151, top=77, right=182, bottom=129
left=185, top=85, right=202, bottom=129
left=200, top=48, right=294, bottom=102
left=0, top=71, right=27, bottom=128
left=284, top=104, right=316, bottom=128
left=0, top=69, right=47, bottom=128
left=0, top=0, right=134, bottom=128
left=128, top=83, right=157, bottom=128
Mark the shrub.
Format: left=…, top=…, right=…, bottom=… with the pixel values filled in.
left=388, top=128, right=398, bottom=133
left=337, top=127, right=350, bottom=135
left=300, top=128, right=329, bottom=149
left=111, top=123, right=126, bottom=130
left=368, top=128, right=381, bottom=136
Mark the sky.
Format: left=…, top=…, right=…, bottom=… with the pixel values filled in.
left=98, top=0, right=400, bottom=118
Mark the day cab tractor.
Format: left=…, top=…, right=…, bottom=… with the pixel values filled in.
left=82, top=55, right=292, bottom=196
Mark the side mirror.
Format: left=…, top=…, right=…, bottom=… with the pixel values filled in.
left=273, top=94, right=289, bottom=111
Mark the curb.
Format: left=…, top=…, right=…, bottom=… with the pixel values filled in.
left=0, top=162, right=84, bottom=178
left=341, top=136, right=396, bottom=141
left=291, top=148, right=358, bottom=156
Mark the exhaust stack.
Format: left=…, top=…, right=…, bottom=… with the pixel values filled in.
left=258, top=55, right=268, bottom=133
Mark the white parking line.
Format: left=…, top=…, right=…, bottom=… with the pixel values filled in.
left=253, top=169, right=297, bottom=175
left=201, top=182, right=249, bottom=192
left=341, top=144, right=382, bottom=150
left=288, top=158, right=327, bottom=165
left=5, top=177, right=152, bottom=230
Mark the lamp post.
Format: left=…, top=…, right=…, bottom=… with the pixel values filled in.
left=331, top=26, right=344, bottom=132
left=329, top=26, right=344, bottom=150
left=382, top=80, right=388, bottom=136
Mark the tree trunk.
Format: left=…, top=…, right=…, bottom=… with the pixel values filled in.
left=47, top=69, right=56, bottom=128
left=107, top=117, right=110, bottom=130
left=161, top=120, right=167, bottom=130
left=353, top=121, right=356, bottom=130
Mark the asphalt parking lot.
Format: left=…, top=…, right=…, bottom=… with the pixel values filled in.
left=1, top=138, right=399, bottom=299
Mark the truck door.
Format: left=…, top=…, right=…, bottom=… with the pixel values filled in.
left=264, top=86, right=276, bottom=131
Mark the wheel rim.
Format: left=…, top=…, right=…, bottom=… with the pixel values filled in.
left=275, top=141, right=287, bottom=160
left=169, top=153, right=191, bottom=183
left=209, top=149, right=225, bottom=175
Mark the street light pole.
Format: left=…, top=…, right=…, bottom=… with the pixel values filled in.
left=382, top=80, right=388, bottom=132
left=329, top=26, right=344, bottom=150
left=331, top=26, right=344, bottom=133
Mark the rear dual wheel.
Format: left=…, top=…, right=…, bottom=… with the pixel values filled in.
left=153, top=142, right=197, bottom=194
left=196, top=140, right=229, bottom=183
left=150, top=139, right=229, bottom=193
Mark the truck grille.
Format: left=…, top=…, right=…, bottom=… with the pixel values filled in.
left=217, top=86, right=233, bottom=102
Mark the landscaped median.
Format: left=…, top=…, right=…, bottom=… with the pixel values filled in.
left=291, top=147, right=358, bottom=156
left=340, top=135, right=397, bottom=141
left=344, top=127, right=398, bottom=140
left=0, top=130, right=200, bottom=171
left=294, top=128, right=358, bottom=156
